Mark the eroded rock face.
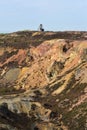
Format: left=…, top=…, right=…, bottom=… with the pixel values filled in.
left=46, top=61, right=64, bottom=81
left=0, top=31, right=87, bottom=130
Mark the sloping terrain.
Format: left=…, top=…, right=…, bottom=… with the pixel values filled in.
left=0, top=31, right=87, bottom=130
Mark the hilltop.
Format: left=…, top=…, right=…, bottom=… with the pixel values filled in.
left=0, top=31, right=87, bottom=130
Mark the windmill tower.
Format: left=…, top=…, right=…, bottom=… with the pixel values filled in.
left=38, top=24, right=44, bottom=31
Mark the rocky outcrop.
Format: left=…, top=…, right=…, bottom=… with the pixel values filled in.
left=46, top=61, right=64, bottom=81
left=0, top=31, right=87, bottom=130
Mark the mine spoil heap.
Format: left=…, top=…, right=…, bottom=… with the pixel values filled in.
left=0, top=31, right=87, bottom=130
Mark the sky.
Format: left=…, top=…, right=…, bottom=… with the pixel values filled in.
left=0, top=0, right=87, bottom=33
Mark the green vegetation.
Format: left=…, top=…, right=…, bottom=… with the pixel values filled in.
left=0, top=86, right=24, bottom=95
left=62, top=102, right=87, bottom=130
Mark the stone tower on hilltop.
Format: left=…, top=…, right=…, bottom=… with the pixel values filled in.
left=38, top=24, right=44, bottom=31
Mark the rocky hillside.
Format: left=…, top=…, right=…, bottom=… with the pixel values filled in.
left=0, top=31, right=87, bottom=130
